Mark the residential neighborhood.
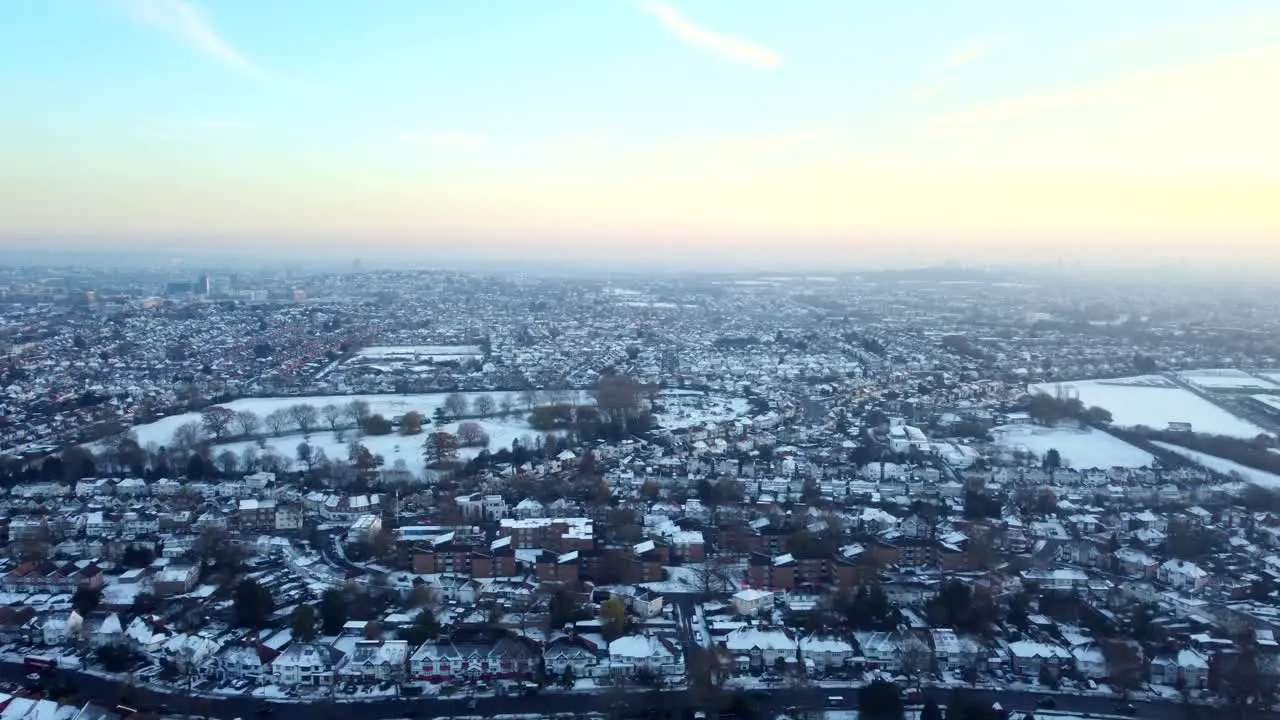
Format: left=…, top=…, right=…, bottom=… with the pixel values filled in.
left=2, top=265, right=1280, bottom=720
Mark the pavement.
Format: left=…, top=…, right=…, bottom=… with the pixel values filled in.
left=5, top=659, right=1275, bottom=720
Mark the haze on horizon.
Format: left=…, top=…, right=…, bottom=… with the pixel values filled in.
left=1, top=0, right=1277, bottom=270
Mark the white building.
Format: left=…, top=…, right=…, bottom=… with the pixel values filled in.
left=607, top=634, right=684, bottom=678
left=270, top=643, right=342, bottom=687
left=731, top=589, right=774, bottom=617
left=1157, top=559, right=1209, bottom=591
left=347, top=514, right=383, bottom=544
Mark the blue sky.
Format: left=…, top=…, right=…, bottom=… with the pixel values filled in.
left=1, top=0, right=1278, bottom=267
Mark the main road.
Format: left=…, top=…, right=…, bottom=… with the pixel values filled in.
left=3, top=660, right=1270, bottom=720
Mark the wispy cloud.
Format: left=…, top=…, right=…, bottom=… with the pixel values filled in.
left=120, top=0, right=268, bottom=80
left=927, top=44, right=1280, bottom=130
left=637, top=1, right=781, bottom=69
left=935, top=39, right=994, bottom=71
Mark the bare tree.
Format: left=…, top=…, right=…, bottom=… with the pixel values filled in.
left=171, top=422, right=204, bottom=455
left=473, top=395, right=496, bottom=416
left=321, top=404, right=343, bottom=432
left=1102, top=639, right=1145, bottom=699
left=500, top=394, right=515, bottom=416
left=344, top=399, right=372, bottom=426
left=289, top=404, right=319, bottom=436
left=519, top=389, right=539, bottom=410
left=264, top=408, right=291, bottom=437
left=233, top=410, right=261, bottom=439
left=899, top=638, right=932, bottom=687
left=200, top=406, right=235, bottom=441
left=443, top=392, right=469, bottom=418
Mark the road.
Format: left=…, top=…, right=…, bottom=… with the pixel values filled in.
left=5, top=660, right=1275, bottom=720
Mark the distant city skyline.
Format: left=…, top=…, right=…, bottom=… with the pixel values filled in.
left=1, top=0, right=1277, bottom=268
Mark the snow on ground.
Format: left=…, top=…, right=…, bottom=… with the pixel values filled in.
left=125, top=389, right=746, bottom=450
left=1262, top=371, right=1280, bottom=385
left=1252, top=394, right=1280, bottom=412
left=1029, top=376, right=1268, bottom=439
left=992, top=425, right=1155, bottom=469
left=656, top=393, right=750, bottom=429
left=204, top=417, right=551, bottom=475
left=354, top=345, right=484, bottom=359
left=1176, top=369, right=1280, bottom=391
left=1153, top=441, right=1280, bottom=488
left=123, top=392, right=524, bottom=447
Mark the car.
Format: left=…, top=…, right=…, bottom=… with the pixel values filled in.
left=255, top=705, right=274, bottom=716
left=25, top=674, right=41, bottom=683
left=1037, top=698, right=1056, bottom=709
left=1116, top=703, right=1137, bottom=716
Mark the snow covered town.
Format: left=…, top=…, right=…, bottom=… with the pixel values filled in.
left=3, top=265, right=1280, bottom=720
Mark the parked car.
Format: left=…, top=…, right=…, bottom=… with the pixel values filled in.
left=1037, top=698, right=1056, bottom=709
left=1116, top=703, right=1137, bottom=716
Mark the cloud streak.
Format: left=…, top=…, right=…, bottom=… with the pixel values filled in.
left=928, top=45, right=1280, bottom=129
left=638, top=1, right=781, bottom=68
left=120, top=0, right=268, bottom=80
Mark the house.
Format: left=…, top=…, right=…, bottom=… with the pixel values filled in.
left=607, top=634, right=684, bottom=678
left=1007, top=640, right=1072, bottom=676
left=1114, top=548, right=1158, bottom=579
left=275, top=504, right=305, bottom=531
left=543, top=635, right=604, bottom=679
left=457, top=494, right=509, bottom=521
left=514, top=499, right=546, bottom=519
left=409, top=630, right=539, bottom=682
left=124, top=616, right=171, bottom=653
left=153, top=565, right=200, bottom=597
left=1020, top=568, right=1089, bottom=592
left=929, top=629, right=964, bottom=670
left=337, top=640, right=409, bottom=682
left=1157, top=559, right=1208, bottom=591
left=720, top=627, right=798, bottom=673
left=731, top=589, right=774, bottom=618
left=163, top=633, right=222, bottom=671
left=347, top=515, right=383, bottom=545
left=205, top=642, right=273, bottom=685
left=270, top=643, right=343, bottom=687
left=799, top=634, right=855, bottom=673
left=89, top=613, right=124, bottom=648
left=1177, top=649, right=1209, bottom=689
left=611, top=587, right=664, bottom=618
left=1072, top=644, right=1107, bottom=680
left=42, top=611, right=82, bottom=646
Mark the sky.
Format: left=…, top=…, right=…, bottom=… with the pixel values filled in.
left=0, top=0, right=1278, bottom=270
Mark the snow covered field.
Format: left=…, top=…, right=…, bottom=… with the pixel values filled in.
left=212, top=417, right=552, bottom=474
left=123, top=392, right=521, bottom=448
left=992, top=425, right=1154, bottom=469
left=111, top=389, right=748, bottom=471
left=657, top=393, right=750, bottom=428
left=1030, top=376, right=1268, bottom=439
left=354, top=345, right=484, bottom=360
left=1176, top=369, right=1280, bottom=391
left=1153, top=441, right=1280, bottom=488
